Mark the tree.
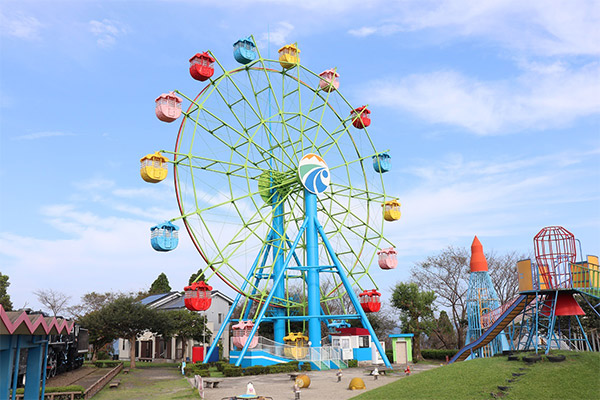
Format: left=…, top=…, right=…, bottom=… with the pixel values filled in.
left=33, top=288, right=71, bottom=316
left=149, top=273, right=171, bottom=294
left=411, top=246, right=527, bottom=349
left=189, top=268, right=206, bottom=285
left=99, top=297, right=170, bottom=368
left=487, top=251, right=524, bottom=305
left=69, top=291, right=123, bottom=319
left=426, top=310, right=456, bottom=349
left=78, top=309, right=117, bottom=362
left=391, top=282, right=436, bottom=361
left=163, top=309, right=212, bottom=360
left=411, top=246, right=469, bottom=348
left=0, top=273, right=13, bottom=311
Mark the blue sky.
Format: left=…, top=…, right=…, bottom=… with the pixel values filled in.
left=1, top=0, right=599, bottom=313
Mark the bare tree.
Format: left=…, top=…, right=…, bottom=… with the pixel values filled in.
left=488, top=251, right=528, bottom=305
left=411, top=246, right=527, bottom=349
left=33, top=288, right=71, bottom=317
left=411, top=246, right=470, bottom=348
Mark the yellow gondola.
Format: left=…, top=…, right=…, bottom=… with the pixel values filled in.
left=283, top=332, right=309, bottom=359
left=278, top=44, right=300, bottom=69
left=140, top=152, right=169, bottom=183
left=382, top=200, right=401, bottom=221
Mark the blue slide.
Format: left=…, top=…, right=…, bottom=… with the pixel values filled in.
left=449, top=294, right=534, bottom=363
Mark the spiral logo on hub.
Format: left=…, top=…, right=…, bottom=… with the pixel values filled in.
left=298, top=153, right=330, bottom=194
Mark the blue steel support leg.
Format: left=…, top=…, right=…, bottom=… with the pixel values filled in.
left=272, top=201, right=286, bottom=346
left=315, top=222, right=393, bottom=369
left=24, top=337, right=44, bottom=400
left=243, top=238, right=273, bottom=321
left=203, top=242, right=270, bottom=364
left=305, top=191, right=321, bottom=348
left=41, top=335, right=49, bottom=400
left=11, top=336, right=21, bottom=400
left=234, top=220, right=308, bottom=367
left=0, top=336, right=17, bottom=399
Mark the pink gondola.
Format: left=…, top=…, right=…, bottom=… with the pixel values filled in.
left=155, top=92, right=182, bottom=123
left=377, top=247, right=397, bottom=270
left=318, top=69, right=339, bottom=92
left=232, top=320, right=259, bottom=349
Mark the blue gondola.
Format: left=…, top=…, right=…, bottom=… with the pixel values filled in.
left=233, top=37, right=257, bottom=64
left=372, top=152, right=391, bottom=173
left=150, top=221, right=179, bottom=251
left=327, top=319, right=351, bottom=332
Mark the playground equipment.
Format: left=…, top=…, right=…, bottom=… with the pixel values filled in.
left=150, top=221, right=179, bottom=251
left=143, top=35, right=399, bottom=370
left=450, top=226, right=599, bottom=363
left=154, top=92, right=182, bottom=122
left=295, top=374, right=311, bottom=388
left=350, top=106, right=371, bottom=129
left=349, top=377, right=366, bottom=390
left=189, top=52, right=215, bottom=81
left=464, top=236, right=508, bottom=359
left=184, top=281, right=212, bottom=311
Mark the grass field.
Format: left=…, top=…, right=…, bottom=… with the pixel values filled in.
left=350, top=351, right=600, bottom=400
left=92, top=367, right=198, bottom=400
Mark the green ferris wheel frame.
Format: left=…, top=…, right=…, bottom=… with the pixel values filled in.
left=160, top=36, right=396, bottom=319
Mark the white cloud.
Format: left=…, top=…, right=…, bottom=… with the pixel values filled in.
left=13, top=131, right=74, bottom=140
left=89, top=19, right=128, bottom=48
left=362, top=62, right=600, bottom=135
left=260, top=22, right=294, bottom=47
left=384, top=148, right=600, bottom=257
left=0, top=11, right=43, bottom=40
left=348, top=0, right=600, bottom=56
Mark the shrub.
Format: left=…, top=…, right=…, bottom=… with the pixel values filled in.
left=347, top=359, right=358, bottom=368
left=184, top=363, right=211, bottom=377
left=300, top=362, right=312, bottom=371
left=223, top=366, right=243, bottom=377
left=215, top=361, right=227, bottom=372
left=421, top=349, right=458, bottom=360
left=94, top=360, right=123, bottom=368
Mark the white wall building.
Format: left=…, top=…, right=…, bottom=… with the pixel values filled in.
left=117, top=290, right=233, bottom=362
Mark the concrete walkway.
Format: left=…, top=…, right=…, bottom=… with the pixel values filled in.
left=196, top=363, right=440, bottom=400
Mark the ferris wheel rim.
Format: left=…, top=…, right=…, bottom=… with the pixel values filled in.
left=170, top=59, right=390, bottom=302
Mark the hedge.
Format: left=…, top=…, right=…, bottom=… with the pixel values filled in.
left=94, top=360, right=124, bottom=368
left=15, top=385, right=85, bottom=399
left=222, top=361, right=300, bottom=377
left=347, top=359, right=358, bottom=368
left=421, top=349, right=459, bottom=360
left=184, top=363, right=211, bottom=377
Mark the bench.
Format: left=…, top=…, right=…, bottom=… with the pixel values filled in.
left=204, top=380, right=223, bottom=388
left=109, top=379, right=121, bottom=389
left=368, top=368, right=391, bottom=376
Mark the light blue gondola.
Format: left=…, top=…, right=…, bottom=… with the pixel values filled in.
left=233, top=37, right=257, bottom=64
left=327, top=319, right=351, bottom=332
left=372, top=152, right=391, bottom=173
left=150, top=221, right=179, bottom=251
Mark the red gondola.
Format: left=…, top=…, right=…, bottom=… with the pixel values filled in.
left=350, top=106, right=371, bottom=129
left=359, top=289, right=381, bottom=313
left=184, top=281, right=212, bottom=311
left=189, top=52, right=215, bottom=82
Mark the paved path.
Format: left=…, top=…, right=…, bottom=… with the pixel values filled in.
left=197, top=363, right=440, bottom=400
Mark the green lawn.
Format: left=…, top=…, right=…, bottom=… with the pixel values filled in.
left=92, top=368, right=198, bottom=400
left=351, top=351, right=600, bottom=400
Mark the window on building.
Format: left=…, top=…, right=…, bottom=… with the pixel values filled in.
left=341, top=338, right=350, bottom=349
left=218, top=313, right=223, bottom=324
left=332, top=338, right=340, bottom=347
left=359, top=336, right=370, bottom=348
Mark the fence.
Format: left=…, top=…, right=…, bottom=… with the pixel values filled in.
left=83, top=363, right=123, bottom=399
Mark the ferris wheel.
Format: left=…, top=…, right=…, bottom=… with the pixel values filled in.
left=142, top=36, right=401, bottom=368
